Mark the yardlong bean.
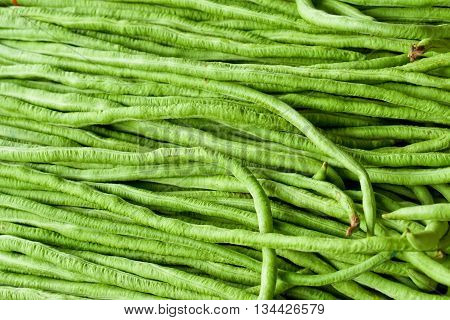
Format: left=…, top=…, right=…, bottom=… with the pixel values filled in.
left=0, top=0, right=449, bottom=301
left=0, top=236, right=216, bottom=300
left=0, top=163, right=413, bottom=253
left=0, top=150, right=278, bottom=299
left=383, top=204, right=450, bottom=221
left=295, top=0, right=450, bottom=39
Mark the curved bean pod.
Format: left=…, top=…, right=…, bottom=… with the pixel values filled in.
left=280, top=93, right=444, bottom=124
left=378, top=82, right=450, bottom=106
left=383, top=204, right=450, bottom=221
left=363, top=7, right=450, bottom=23
left=327, top=125, right=449, bottom=140
left=331, top=260, right=448, bottom=300
left=279, top=251, right=392, bottom=286
left=399, top=252, right=450, bottom=287
left=313, top=54, right=410, bottom=70
left=317, top=0, right=373, bottom=20
left=30, top=163, right=226, bottom=182
left=254, top=30, right=412, bottom=53
left=340, top=167, right=450, bottom=186
left=278, top=250, right=383, bottom=300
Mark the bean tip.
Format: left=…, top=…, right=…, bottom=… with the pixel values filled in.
left=408, top=44, right=426, bottom=62
left=346, top=214, right=360, bottom=237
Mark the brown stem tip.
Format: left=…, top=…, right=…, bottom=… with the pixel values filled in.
left=408, top=44, right=426, bottom=62
left=346, top=214, right=360, bottom=237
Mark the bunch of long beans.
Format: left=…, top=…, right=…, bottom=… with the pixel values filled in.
left=0, top=0, right=448, bottom=300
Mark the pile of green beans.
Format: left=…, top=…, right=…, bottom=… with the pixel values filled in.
left=0, top=0, right=448, bottom=301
